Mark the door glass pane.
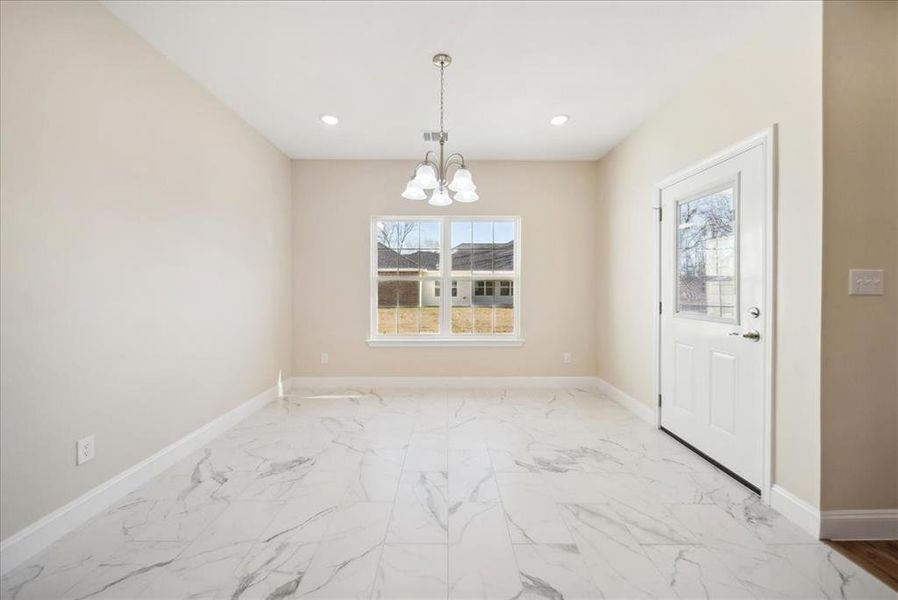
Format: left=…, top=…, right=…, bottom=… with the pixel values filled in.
left=677, top=187, right=737, bottom=320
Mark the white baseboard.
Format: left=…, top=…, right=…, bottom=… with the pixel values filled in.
left=770, top=484, right=821, bottom=539
left=821, top=509, right=898, bottom=540
left=289, top=376, right=660, bottom=426
left=592, top=377, right=657, bottom=424
left=0, top=384, right=278, bottom=576
left=289, top=376, right=602, bottom=390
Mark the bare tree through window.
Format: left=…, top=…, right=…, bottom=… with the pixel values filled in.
left=677, top=188, right=737, bottom=319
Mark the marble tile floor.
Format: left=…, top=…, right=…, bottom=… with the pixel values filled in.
left=2, top=386, right=895, bottom=600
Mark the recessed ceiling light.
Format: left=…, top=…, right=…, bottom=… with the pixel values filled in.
left=550, top=114, right=569, bottom=126
left=320, top=114, right=339, bottom=126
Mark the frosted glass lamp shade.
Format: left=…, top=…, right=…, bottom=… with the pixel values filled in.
left=453, top=190, right=480, bottom=203
left=401, top=179, right=426, bottom=200
left=448, top=168, right=476, bottom=192
left=414, top=164, right=438, bottom=189
left=428, top=187, right=452, bottom=207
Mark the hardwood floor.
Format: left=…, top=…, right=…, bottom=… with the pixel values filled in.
left=826, top=540, right=898, bottom=592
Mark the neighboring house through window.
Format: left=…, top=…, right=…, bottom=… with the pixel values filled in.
left=371, top=217, right=521, bottom=345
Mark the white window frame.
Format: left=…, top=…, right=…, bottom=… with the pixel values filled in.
left=368, top=215, right=523, bottom=347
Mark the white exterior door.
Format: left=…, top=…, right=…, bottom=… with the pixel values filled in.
left=660, top=142, right=768, bottom=488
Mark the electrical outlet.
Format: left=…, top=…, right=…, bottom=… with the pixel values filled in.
left=849, top=269, right=884, bottom=296
left=76, top=435, right=95, bottom=465
left=320, top=352, right=329, bottom=365
left=563, top=352, right=572, bottom=364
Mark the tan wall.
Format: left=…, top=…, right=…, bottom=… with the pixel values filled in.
left=593, top=2, right=824, bottom=506
left=821, top=0, right=898, bottom=511
left=292, top=160, right=597, bottom=377
left=0, top=1, right=292, bottom=538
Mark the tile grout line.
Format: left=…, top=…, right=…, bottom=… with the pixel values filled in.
left=444, top=387, right=451, bottom=600
left=485, top=387, right=526, bottom=595
left=370, top=388, right=440, bottom=600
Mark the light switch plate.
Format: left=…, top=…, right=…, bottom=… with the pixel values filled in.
left=849, top=269, right=884, bottom=296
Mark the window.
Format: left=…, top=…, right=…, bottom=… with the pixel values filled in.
left=474, top=281, right=494, bottom=297
left=676, top=186, right=737, bottom=321
left=371, top=217, right=521, bottom=345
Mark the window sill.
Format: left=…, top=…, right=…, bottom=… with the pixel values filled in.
left=367, top=337, right=525, bottom=348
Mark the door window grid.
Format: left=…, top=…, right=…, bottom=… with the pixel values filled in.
left=675, top=185, right=738, bottom=322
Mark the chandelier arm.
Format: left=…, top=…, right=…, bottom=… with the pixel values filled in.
left=444, top=162, right=463, bottom=182
left=445, top=157, right=466, bottom=171
left=410, top=151, right=439, bottom=180
left=445, top=153, right=466, bottom=168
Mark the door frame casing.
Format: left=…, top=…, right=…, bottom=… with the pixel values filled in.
left=653, top=126, right=777, bottom=504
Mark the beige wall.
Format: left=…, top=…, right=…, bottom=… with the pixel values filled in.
left=593, top=2, right=824, bottom=506
left=0, top=1, right=292, bottom=539
left=4, top=0, right=893, bottom=546
left=292, top=160, right=597, bottom=377
left=821, top=0, right=898, bottom=512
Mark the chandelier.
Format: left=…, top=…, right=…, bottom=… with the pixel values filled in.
left=401, top=53, right=478, bottom=206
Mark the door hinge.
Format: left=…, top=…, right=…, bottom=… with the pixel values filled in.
left=659, top=301, right=662, bottom=314
left=658, top=394, right=662, bottom=407
left=658, top=206, right=663, bottom=221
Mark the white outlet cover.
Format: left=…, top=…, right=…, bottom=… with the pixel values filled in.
left=849, top=269, right=884, bottom=296
left=563, top=352, right=572, bottom=364
left=320, top=352, right=329, bottom=365
left=76, top=435, right=95, bottom=465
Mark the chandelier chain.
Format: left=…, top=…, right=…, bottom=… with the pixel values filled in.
left=439, top=63, right=445, bottom=134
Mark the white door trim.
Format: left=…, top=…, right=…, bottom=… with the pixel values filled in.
left=653, top=126, right=777, bottom=504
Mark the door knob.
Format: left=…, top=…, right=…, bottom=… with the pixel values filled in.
left=730, top=330, right=761, bottom=341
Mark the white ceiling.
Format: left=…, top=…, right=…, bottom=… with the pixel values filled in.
left=103, top=1, right=778, bottom=160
